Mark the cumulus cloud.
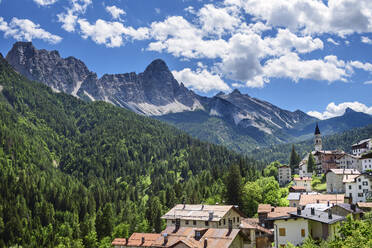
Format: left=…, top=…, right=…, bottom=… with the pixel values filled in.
left=78, top=19, right=149, bottom=47
left=58, top=0, right=92, bottom=32
left=364, top=80, right=372, bottom=85
left=361, top=36, right=372, bottom=44
left=33, top=0, right=58, bottom=5
left=0, top=17, right=62, bottom=43
left=307, top=102, right=372, bottom=120
left=106, top=5, right=125, bottom=20
left=225, top=0, right=372, bottom=37
left=327, top=38, right=339, bottom=45
left=172, top=68, right=231, bottom=93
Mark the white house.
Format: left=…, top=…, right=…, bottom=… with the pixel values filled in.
left=352, top=138, right=372, bottom=156
left=326, top=169, right=360, bottom=193
left=344, top=172, right=372, bottom=203
left=360, top=152, right=372, bottom=172
left=336, top=154, right=361, bottom=171
left=293, top=177, right=312, bottom=192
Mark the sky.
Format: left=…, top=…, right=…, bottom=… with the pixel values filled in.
left=1, top=0, right=372, bottom=120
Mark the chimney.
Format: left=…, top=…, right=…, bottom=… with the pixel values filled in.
left=271, top=207, right=275, bottom=212
left=201, top=205, right=204, bottom=210
left=311, top=207, right=315, bottom=215
left=351, top=204, right=356, bottom=212
left=297, top=207, right=302, bottom=215
left=317, top=199, right=320, bottom=204
left=209, top=211, right=214, bottom=221
left=204, top=238, right=208, bottom=248
left=328, top=210, right=333, bottom=219
left=141, top=237, right=145, bottom=245
left=174, top=218, right=180, bottom=232
left=125, top=238, right=128, bottom=245
left=163, top=233, right=168, bottom=245
left=227, top=219, right=233, bottom=236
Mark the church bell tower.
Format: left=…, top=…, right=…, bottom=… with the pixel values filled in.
left=314, top=123, right=322, bottom=151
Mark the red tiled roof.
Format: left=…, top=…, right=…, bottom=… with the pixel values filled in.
left=257, top=204, right=272, bottom=213
left=357, top=202, right=372, bottom=208
left=257, top=204, right=296, bottom=218
left=299, top=194, right=344, bottom=206
left=241, top=219, right=272, bottom=235
left=112, top=233, right=161, bottom=247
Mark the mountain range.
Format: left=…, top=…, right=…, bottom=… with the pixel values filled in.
left=5, top=42, right=372, bottom=153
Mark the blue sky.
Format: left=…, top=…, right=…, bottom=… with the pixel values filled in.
left=1, top=0, right=372, bottom=119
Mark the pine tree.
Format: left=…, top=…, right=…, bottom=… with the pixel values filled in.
left=225, top=164, right=243, bottom=207
left=307, top=153, right=316, bottom=173
left=289, top=145, right=301, bottom=172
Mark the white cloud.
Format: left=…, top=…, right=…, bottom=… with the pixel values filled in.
left=0, top=17, right=62, bottom=43
left=307, top=102, right=372, bottom=120
left=349, top=60, right=372, bottom=72
left=78, top=19, right=148, bottom=47
left=364, top=80, right=372, bottom=85
left=172, top=68, right=231, bottom=93
left=263, top=53, right=349, bottom=82
left=327, top=38, right=339, bottom=45
left=58, top=0, right=92, bottom=32
left=33, top=0, right=58, bottom=5
left=225, top=0, right=372, bottom=37
left=106, top=5, right=125, bottom=20
left=361, top=36, right=372, bottom=44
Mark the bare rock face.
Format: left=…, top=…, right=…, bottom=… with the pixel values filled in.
left=6, top=42, right=203, bottom=116
left=6, top=42, right=94, bottom=95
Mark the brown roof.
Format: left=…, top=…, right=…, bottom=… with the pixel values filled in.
left=357, top=202, right=372, bottom=209
left=152, top=226, right=240, bottom=248
left=162, top=204, right=244, bottom=221
left=299, top=194, right=344, bottom=206
left=290, top=186, right=306, bottom=191
left=293, top=177, right=312, bottom=181
left=240, top=219, right=272, bottom=235
left=112, top=233, right=161, bottom=247
left=257, top=204, right=296, bottom=218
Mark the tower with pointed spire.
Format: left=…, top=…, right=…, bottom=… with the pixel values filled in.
left=314, top=123, right=322, bottom=151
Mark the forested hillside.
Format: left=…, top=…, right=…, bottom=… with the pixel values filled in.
left=249, top=124, right=372, bottom=164
left=0, top=54, right=266, bottom=247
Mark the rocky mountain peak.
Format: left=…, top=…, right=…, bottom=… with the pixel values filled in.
left=231, top=89, right=242, bottom=95
left=344, top=107, right=356, bottom=114
left=144, top=59, right=170, bottom=74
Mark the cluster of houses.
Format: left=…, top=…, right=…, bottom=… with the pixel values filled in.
left=112, top=125, right=372, bottom=248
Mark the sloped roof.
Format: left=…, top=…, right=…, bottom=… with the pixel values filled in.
left=240, top=218, right=272, bottom=235
left=342, top=174, right=360, bottom=183
left=327, top=169, right=360, bottom=175
left=299, top=194, right=344, bottom=206
left=287, top=192, right=301, bottom=201
left=161, top=204, right=244, bottom=221
left=352, top=138, right=371, bottom=147
left=152, top=226, right=240, bottom=248
left=289, top=209, right=345, bottom=224
left=333, top=203, right=363, bottom=214
left=293, top=177, right=312, bottom=181
left=257, top=204, right=296, bottom=218
left=357, top=202, right=372, bottom=209
left=112, top=233, right=161, bottom=247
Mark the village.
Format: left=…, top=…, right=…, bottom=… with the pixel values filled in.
left=111, top=125, right=372, bottom=248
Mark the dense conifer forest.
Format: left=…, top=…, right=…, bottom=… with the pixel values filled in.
left=0, top=55, right=271, bottom=247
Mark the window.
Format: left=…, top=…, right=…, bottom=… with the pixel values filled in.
left=185, top=220, right=189, bottom=225
left=205, top=221, right=209, bottom=226
left=363, top=181, right=368, bottom=186
left=301, top=229, right=305, bottom=237
left=172, top=220, right=175, bottom=224
left=219, top=220, right=221, bottom=226
left=279, top=228, right=286, bottom=236
left=358, top=193, right=364, bottom=197
left=359, top=185, right=362, bottom=190
left=349, top=185, right=352, bottom=190
left=193, top=220, right=196, bottom=225
left=237, top=217, right=240, bottom=223
left=358, top=178, right=362, bottom=182
left=223, top=219, right=226, bottom=225
left=233, top=217, right=235, bottom=223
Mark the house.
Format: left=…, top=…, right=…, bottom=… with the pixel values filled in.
left=314, top=150, right=345, bottom=174
left=287, top=193, right=301, bottom=207
left=344, top=172, right=372, bottom=203
left=161, top=204, right=245, bottom=229
left=326, top=169, right=360, bottom=193
left=336, top=153, right=361, bottom=171
left=360, top=152, right=372, bottom=172
left=289, top=186, right=306, bottom=193
left=293, top=177, right=312, bottom=192
left=240, top=218, right=273, bottom=248
left=151, top=226, right=247, bottom=248
left=326, top=203, right=363, bottom=219
left=298, top=158, right=313, bottom=178
left=112, top=233, right=161, bottom=248
left=257, top=204, right=297, bottom=229
left=352, top=138, right=372, bottom=156
left=271, top=208, right=345, bottom=247
left=298, top=193, right=345, bottom=207
left=278, top=165, right=291, bottom=186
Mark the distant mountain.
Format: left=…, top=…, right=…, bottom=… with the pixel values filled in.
left=5, top=42, right=372, bottom=153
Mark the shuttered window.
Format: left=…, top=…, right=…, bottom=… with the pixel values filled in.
left=279, top=228, right=286, bottom=236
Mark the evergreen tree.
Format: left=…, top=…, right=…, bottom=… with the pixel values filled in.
left=225, top=164, right=243, bottom=207
left=289, top=145, right=301, bottom=172
left=307, top=153, right=316, bottom=173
